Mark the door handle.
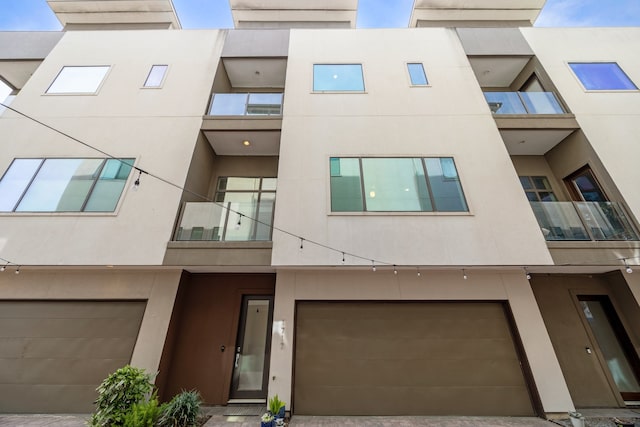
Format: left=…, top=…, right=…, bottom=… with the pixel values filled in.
left=234, top=353, right=240, bottom=368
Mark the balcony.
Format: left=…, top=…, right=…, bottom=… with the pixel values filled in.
left=530, top=201, right=639, bottom=241
left=209, top=93, right=283, bottom=116
left=202, top=93, right=283, bottom=156
left=484, top=91, right=565, bottom=115
left=174, top=201, right=274, bottom=242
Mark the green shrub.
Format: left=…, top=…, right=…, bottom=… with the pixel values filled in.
left=123, top=394, right=164, bottom=427
left=268, top=394, right=285, bottom=416
left=158, top=390, right=202, bottom=427
left=89, top=365, right=154, bottom=427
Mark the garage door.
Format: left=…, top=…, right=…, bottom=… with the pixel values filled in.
left=294, top=302, right=535, bottom=416
left=0, top=300, right=146, bottom=413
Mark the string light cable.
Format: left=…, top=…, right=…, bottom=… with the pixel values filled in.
left=2, top=102, right=640, bottom=274
left=0, top=102, right=395, bottom=268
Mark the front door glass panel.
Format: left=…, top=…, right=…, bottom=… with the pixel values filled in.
left=580, top=298, right=640, bottom=398
left=230, top=296, right=273, bottom=399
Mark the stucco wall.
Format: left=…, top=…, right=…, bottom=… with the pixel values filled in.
left=0, top=30, right=225, bottom=266
left=272, top=28, right=553, bottom=267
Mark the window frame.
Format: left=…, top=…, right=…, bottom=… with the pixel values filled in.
left=142, top=64, right=169, bottom=89
left=567, top=61, right=639, bottom=92
left=519, top=175, right=557, bottom=202
left=328, top=156, right=469, bottom=214
left=45, top=65, right=111, bottom=95
left=312, top=63, right=366, bottom=93
left=0, top=157, right=135, bottom=214
left=406, top=62, right=430, bottom=87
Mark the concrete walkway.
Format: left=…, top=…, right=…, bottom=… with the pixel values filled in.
left=1, top=409, right=638, bottom=427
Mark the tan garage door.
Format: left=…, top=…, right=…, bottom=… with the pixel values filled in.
left=294, top=302, right=535, bottom=416
left=0, top=300, right=146, bottom=413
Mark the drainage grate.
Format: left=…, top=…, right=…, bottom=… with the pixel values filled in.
left=222, top=405, right=265, bottom=416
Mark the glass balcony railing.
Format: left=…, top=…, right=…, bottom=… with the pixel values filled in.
left=208, top=93, right=283, bottom=116
left=530, top=201, right=639, bottom=241
left=174, top=201, right=274, bottom=242
left=484, top=91, right=565, bottom=114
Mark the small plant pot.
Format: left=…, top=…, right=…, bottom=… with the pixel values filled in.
left=569, top=415, right=585, bottom=427
left=276, top=407, right=286, bottom=419
left=261, top=421, right=274, bottom=427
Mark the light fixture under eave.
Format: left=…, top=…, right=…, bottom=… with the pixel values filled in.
left=624, top=258, right=633, bottom=274
left=462, top=269, right=468, bottom=280
left=242, top=140, right=251, bottom=147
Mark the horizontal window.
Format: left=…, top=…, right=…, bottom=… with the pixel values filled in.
left=330, top=157, right=467, bottom=212
left=569, top=62, right=637, bottom=91
left=407, top=63, right=428, bottom=86
left=0, top=158, right=134, bottom=212
left=313, top=64, right=364, bottom=92
left=46, top=66, right=110, bottom=94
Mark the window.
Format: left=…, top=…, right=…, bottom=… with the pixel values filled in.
left=569, top=62, right=637, bottom=91
left=143, top=65, right=168, bottom=88
left=330, top=157, right=467, bottom=212
left=313, top=64, right=364, bottom=92
left=0, top=158, right=134, bottom=212
left=215, top=177, right=276, bottom=241
left=519, top=176, right=557, bottom=202
left=46, top=66, right=110, bottom=94
left=407, top=63, right=428, bottom=86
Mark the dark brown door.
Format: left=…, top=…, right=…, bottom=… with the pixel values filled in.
left=579, top=296, right=640, bottom=402
left=294, top=301, right=535, bottom=416
left=565, top=166, right=608, bottom=202
left=230, top=296, right=274, bottom=400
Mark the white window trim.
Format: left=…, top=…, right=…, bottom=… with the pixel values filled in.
left=311, top=63, right=367, bottom=94
left=44, top=65, right=112, bottom=96
left=141, top=64, right=169, bottom=89
left=566, top=60, right=639, bottom=93
left=0, top=156, right=137, bottom=215
left=325, top=154, right=473, bottom=215
left=405, top=61, right=431, bottom=88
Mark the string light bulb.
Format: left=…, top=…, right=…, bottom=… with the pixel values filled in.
left=132, top=169, right=142, bottom=191
left=393, top=265, right=398, bottom=275
left=0, top=263, right=6, bottom=272
left=300, top=238, right=304, bottom=249
left=462, top=269, right=468, bottom=280
left=342, top=252, right=345, bottom=264
left=417, top=267, right=421, bottom=277
left=624, top=259, right=633, bottom=274
left=15, top=266, right=20, bottom=275
left=372, top=260, right=376, bottom=272
left=525, top=267, right=531, bottom=280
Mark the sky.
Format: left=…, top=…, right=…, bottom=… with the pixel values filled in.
left=1, top=0, right=640, bottom=31
left=1, top=0, right=639, bottom=102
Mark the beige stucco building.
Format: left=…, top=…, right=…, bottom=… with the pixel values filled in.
left=0, top=0, right=639, bottom=419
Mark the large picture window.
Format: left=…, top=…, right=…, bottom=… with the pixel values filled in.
left=330, top=157, right=467, bottom=212
left=46, top=66, right=110, bottom=94
left=0, top=158, right=134, bottom=212
left=569, top=62, right=638, bottom=91
left=313, top=64, right=365, bottom=92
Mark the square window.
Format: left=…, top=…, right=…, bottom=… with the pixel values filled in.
left=569, top=62, right=637, bottom=91
left=143, top=65, right=168, bottom=88
left=46, top=66, right=110, bottom=94
left=407, top=63, right=428, bottom=86
left=313, top=64, right=364, bottom=92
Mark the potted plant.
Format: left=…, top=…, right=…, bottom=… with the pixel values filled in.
left=268, top=394, right=286, bottom=420
left=568, top=411, right=585, bottom=427
left=261, top=412, right=274, bottom=427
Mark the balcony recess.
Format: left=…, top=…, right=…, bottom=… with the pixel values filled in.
left=530, top=201, right=639, bottom=242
